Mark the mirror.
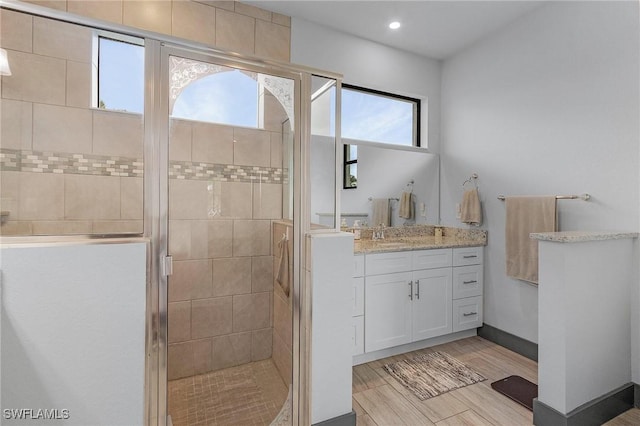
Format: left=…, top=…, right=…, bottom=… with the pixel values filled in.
left=311, top=139, right=440, bottom=228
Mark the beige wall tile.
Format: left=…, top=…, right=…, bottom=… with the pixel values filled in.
left=1, top=51, right=66, bottom=105
left=191, top=296, right=233, bottom=339
left=169, top=179, right=210, bottom=219
left=1, top=99, right=32, bottom=150
left=0, top=171, right=20, bottom=219
left=169, top=119, right=192, bottom=162
left=64, top=174, right=121, bottom=220
left=192, top=122, right=233, bottom=164
left=271, top=12, right=291, bottom=28
left=93, top=110, right=144, bottom=158
left=167, top=342, right=194, bottom=380
left=123, top=0, right=172, bottom=34
left=234, top=2, right=271, bottom=21
left=270, top=132, right=283, bottom=168
left=19, top=172, right=64, bottom=220
left=252, top=183, right=282, bottom=219
left=33, top=104, right=92, bottom=153
left=207, top=220, right=233, bottom=258
left=233, top=128, right=271, bottom=167
left=169, top=220, right=209, bottom=260
left=196, top=1, right=233, bottom=11
left=251, top=256, right=273, bottom=293
left=67, top=1, right=123, bottom=24
left=272, top=330, right=292, bottom=384
left=169, top=259, right=213, bottom=302
left=232, top=292, right=270, bottom=332
left=1, top=10, right=33, bottom=52
left=215, top=9, right=254, bottom=55
left=168, top=301, right=191, bottom=343
left=172, top=0, right=215, bottom=46
left=33, top=17, right=92, bottom=63
left=233, top=219, right=271, bottom=256
left=251, top=328, right=272, bottom=361
left=92, top=220, right=142, bottom=234
left=121, top=177, right=143, bottom=220
left=220, top=181, right=252, bottom=219
left=192, top=338, right=213, bottom=375
left=32, top=220, right=92, bottom=235
left=212, top=257, right=251, bottom=296
left=66, top=61, right=92, bottom=109
left=273, top=290, right=292, bottom=348
left=255, top=20, right=290, bottom=62
left=211, top=331, right=251, bottom=370
left=261, top=92, right=288, bottom=132
left=21, top=0, right=67, bottom=11
left=0, top=221, right=33, bottom=236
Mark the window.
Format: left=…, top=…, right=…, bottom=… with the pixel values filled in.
left=342, top=84, right=420, bottom=147
left=96, top=35, right=144, bottom=113
left=344, top=144, right=357, bottom=189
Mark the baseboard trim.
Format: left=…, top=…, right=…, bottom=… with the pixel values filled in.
left=313, top=411, right=356, bottom=426
left=533, top=383, right=634, bottom=426
left=477, top=323, right=538, bottom=362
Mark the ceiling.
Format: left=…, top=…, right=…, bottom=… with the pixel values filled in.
left=245, top=1, right=544, bottom=60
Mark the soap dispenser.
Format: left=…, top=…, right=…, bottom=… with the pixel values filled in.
left=353, top=220, right=361, bottom=240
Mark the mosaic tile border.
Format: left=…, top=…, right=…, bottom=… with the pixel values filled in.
left=0, top=149, right=287, bottom=184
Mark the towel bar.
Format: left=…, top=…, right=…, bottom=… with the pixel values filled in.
left=497, top=194, right=590, bottom=201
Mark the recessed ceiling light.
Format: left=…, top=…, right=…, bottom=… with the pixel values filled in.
left=389, top=21, right=401, bottom=30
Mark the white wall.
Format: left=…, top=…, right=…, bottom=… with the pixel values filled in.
left=291, top=18, right=442, bottom=152
left=440, top=1, right=640, bottom=343
left=1, top=241, right=147, bottom=425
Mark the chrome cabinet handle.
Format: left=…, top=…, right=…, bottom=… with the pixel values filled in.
left=463, top=312, right=478, bottom=317
left=415, top=279, right=420, bottom=299
left=408, top=281, right=413, bottom=301
left=463, top=255, right=477, bottom=259
left=463, top=280, right=478, bottom=284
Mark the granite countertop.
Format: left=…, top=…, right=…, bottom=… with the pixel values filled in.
left=354, top=234, right=486, bottom=254
left=530, top=231, right=639, bottom=243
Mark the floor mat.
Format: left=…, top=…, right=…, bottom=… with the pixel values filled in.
left=491, top=375, right=538, bottom=411
left=383, top=351, right=486, bottom=400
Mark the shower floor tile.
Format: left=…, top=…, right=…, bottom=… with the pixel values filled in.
left=168, top=359, right=289, bottom=426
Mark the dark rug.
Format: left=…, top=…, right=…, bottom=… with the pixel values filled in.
left=491, top=375, right=538, bottom=411
left=383, top=351, right=486, bottom=400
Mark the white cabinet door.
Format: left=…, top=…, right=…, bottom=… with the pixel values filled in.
left=365, top=272, right=413, bottom=352
left=352, top=316, right=364, bottom=356
left=352, top=277, right=364, bottom=317
left=412, top=268, right=453, bottom=341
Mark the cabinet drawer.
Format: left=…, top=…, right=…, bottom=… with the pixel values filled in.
left=413, top=249, right=452, bottom=270
left=365, top=252, right=412, bottom=276
left=352, top=316, right=364, bottom=356
left=352, top=277, right=364, bottom=317
left=453, top=247, right=483, bottom=267
left=452, top=296, right=483, bottom=332
left=453, top=265, right=483, bottom=299
left=353, top=255, right=364, bottom=277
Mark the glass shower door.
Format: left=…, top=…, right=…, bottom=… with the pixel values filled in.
left=161, top=47, right=298, bottom=426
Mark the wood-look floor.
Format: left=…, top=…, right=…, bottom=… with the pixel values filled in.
left=353, top=336, right=637, bottom=426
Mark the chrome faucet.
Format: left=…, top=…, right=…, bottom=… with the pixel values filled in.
left=372, top=224, right=386, bottom=240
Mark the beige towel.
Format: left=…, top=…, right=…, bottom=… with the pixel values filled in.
left=276, top=236, right=290, bottom=297
left=371, top=198, right=390, bottom=227
left=505, top=196, right=557, bottom=284
left=461, top=189, right=482, bottom=226
left=399, top=191, right=414, bottom=219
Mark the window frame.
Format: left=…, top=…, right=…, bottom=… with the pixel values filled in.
left=343, top=144, right=358, bottom=189
left=342, top=83, right=421, bottom=147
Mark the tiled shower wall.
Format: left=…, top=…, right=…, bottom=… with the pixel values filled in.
left=167, top=115, right=288, bottom=379
left=0, top=1, right=291, bottom=236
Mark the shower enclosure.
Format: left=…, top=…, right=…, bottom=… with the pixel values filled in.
left=0, top=3, right=341, bottom=425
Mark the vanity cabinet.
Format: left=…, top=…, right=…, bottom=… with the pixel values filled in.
left=360, top=246, right=483, bottom=355
left=351, top=255, right=365, bottom=355
left=364, top=250, right=453, bottom=353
